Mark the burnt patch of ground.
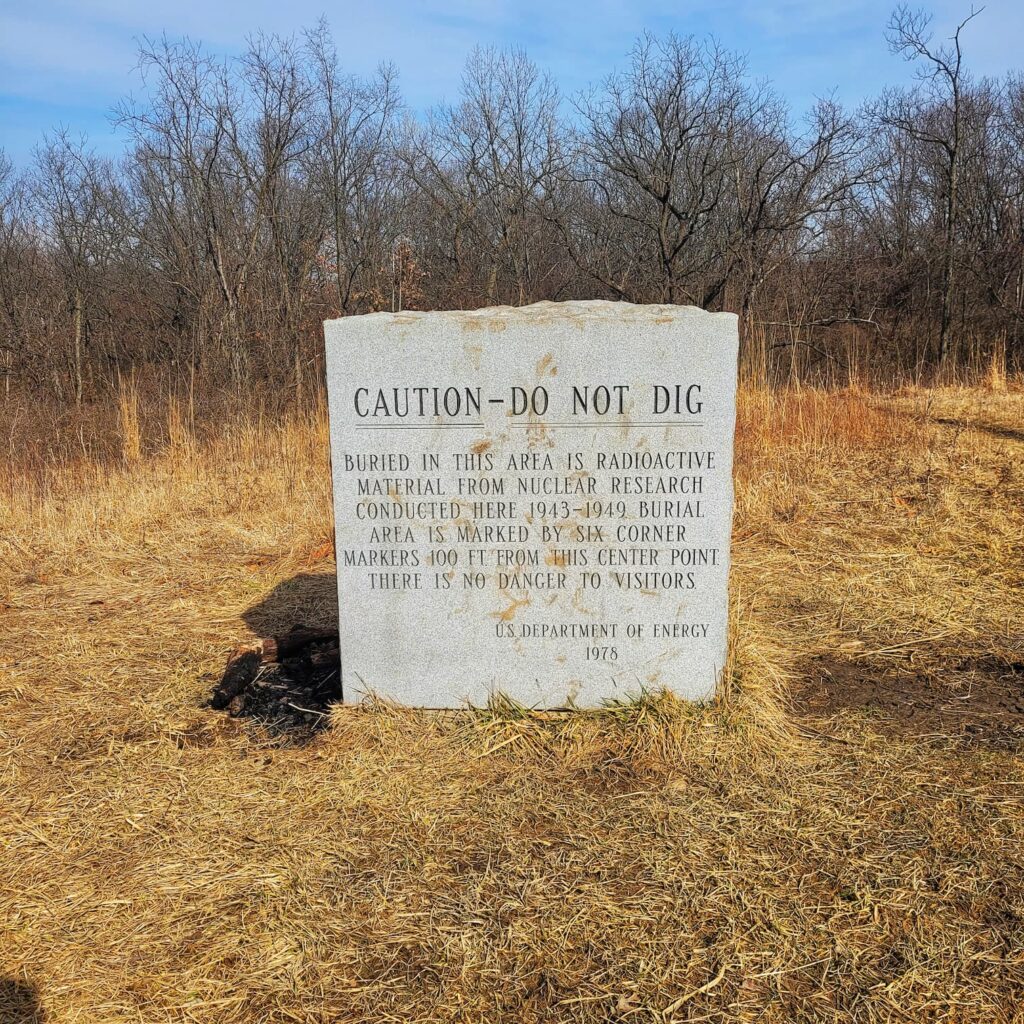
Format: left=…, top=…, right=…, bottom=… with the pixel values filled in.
left=210, top=626, right=341, bottom=735
left=793, top=653, right=1024, bottom=749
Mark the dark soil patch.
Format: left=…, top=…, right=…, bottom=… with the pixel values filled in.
left=793, top=653, right=1024, bottom=749
left=210, top=626, right=341, bottom=734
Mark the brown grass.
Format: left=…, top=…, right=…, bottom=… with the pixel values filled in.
left=1, top=384, right=1023, bottom=1022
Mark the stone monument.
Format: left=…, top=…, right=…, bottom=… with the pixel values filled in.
left=324, top=301, right=738, bottom=707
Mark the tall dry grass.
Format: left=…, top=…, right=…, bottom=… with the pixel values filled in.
left=1, top=381, right=1022, bottom=1021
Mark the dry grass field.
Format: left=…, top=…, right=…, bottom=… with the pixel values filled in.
left=1, top=383, right=1023, bottom=1022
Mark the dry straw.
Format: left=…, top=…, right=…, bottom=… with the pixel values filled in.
left=1, top=384, right=1022, bottom=1022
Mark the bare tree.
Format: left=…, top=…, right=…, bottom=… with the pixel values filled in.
left=727, top=97, right=862, bottom=317
left=406, top=46, right=568, bottom=306
left=305, top=22, right=401, bottom=315
left=573, top=34, right=860, bottom=320
left=118, top=38, right=241, bottom=370
left=238, top=32, right=319, bottom=339
left=32, top=133, right=122, bottom=402
left=0, top=152, right=28, bottom=394
left=4, top=13, right=1024, bottom=404
left=576, top=35, right=746, bottom=305
left=119, top=34, right=324, bottom=381
left=876, top=4, right=983, bottom=361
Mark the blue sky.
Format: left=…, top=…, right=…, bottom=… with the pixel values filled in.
left=2, top=0, right=1021, bottom=166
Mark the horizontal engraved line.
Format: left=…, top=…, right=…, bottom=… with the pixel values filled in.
left=355, top=423, right=485, bottom=429
left=509, top=421, right=704, bottom=428
left=353, top=420, right=704, bottom=430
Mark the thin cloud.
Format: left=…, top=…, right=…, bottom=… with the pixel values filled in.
left=2, top=0, right=1021, bottom=165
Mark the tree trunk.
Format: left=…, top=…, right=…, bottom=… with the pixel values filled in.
left=939, top=104, right=961, bottom=364
left=72, top=285, right=84, bottom=405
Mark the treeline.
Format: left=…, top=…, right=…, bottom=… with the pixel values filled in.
left=1, top=8, right=1023, bottom=404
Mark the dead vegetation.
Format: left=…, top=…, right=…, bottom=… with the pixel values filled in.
left=5, top=19, right=1024, bottom=407
left=1, top=383, right=1023, bottom=1022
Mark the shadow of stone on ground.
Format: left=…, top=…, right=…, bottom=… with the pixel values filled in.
left=0, top=978, right=45, bottom=1024
left=240, top=571, right=338, bottom=635
left=931, top=415, right=1024, bottom=444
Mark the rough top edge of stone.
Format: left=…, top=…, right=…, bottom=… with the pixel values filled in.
left=324, top=299, right=737, bottom=328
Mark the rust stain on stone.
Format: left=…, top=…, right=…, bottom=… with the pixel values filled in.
left=463, top=317, right=507, bottom=333
left=536, top=352, right=557, bottom=377
left=570, top=588, right=592, bottom=615
left=464, top=341, right=483, bottom=369
left=470, top=438, right=492, bottom=455
left=494, top=595, right=531, bottom=622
